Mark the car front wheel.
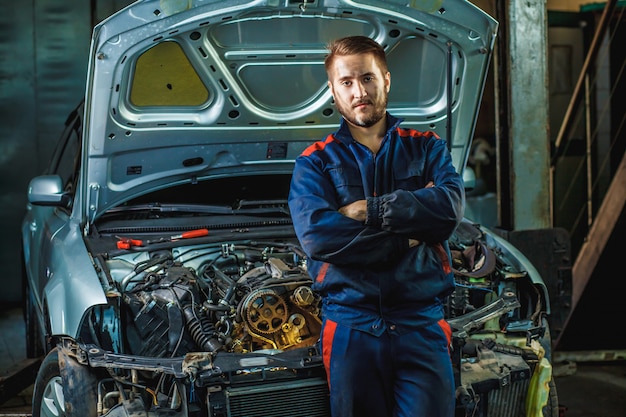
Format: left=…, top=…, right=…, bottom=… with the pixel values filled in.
left=32, top=348, right=98, bottom=417
left=32, top=349, right=65, bottom=417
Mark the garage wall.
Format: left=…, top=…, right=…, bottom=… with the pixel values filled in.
left=0, top=1, right=131, bottom=304
left=0, top=3, right=37, bottom=303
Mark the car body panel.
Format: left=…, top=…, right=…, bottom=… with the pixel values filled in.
left=482, top=225, right=552, bottom=314
left=22, top=109, right=108, bottom=339
left=41, top=219, right=108, bottom=337
left=79, top=0, right=497, bottom=224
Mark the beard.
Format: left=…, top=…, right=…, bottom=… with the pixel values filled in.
left=335, top=94, right=388, bottom=128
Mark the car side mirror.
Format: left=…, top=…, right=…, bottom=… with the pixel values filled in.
left=27, top=175, right=72, bottom=207
left=463, top=167, right=476, bottom=192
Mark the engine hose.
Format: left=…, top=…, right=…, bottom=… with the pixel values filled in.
left=210, top=267, right=237, bottom=306
left=182, top=304, right=223, bottom=352
left=217, top=317, right=233, bottom=339
left=199, top=310, right=216, bottom=334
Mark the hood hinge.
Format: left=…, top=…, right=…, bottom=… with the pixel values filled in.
left=85, top=183, right=101, bottom=235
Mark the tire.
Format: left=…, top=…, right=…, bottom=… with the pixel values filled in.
left=32, top=349, right=65, bottom=417
left=32, top=348, right=98, bottom=417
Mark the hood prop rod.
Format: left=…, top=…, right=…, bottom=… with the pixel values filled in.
left=446, top=41, right=453, bottom=151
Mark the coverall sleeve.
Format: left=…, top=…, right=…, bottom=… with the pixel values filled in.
left=365, top=137, right=465, bottom=243
left=288, top=156, right=408, bottom=267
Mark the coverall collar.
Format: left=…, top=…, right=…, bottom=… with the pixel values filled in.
left=333, top=113, right=404, bottom=146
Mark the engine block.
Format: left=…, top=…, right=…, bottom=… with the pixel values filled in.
left=120, top=250, right=321, bottom=357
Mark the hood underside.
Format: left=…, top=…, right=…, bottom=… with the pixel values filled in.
left=82, top=0, right=497, bottom=223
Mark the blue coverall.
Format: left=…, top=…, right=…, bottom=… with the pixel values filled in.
left=288, top=113, right=464, bottom=417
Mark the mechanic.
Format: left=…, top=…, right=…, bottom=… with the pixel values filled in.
left=287, top=35, right=464, bottom=417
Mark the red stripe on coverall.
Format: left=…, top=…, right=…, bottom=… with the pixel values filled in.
left=316, top=262, right=329, bottom=283
left=302, top=134, right=337, bottom=157
left=322, top=319, right=338, bottom=388
left=433, top=243, right=452, bottom=274
left=438, top=318, right=453, bottom=356
left=396, top=127, right=441, bottom=141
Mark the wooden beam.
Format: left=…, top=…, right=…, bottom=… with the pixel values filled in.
left=555, top=151, right=626, bottom=348
left=572, top=152, right=626, bottom=306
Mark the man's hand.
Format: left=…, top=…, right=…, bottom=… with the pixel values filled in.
left=339, top=181, right=434, bottom=223
left=408, top=239, right=421, bottom=247
left=339, top=200, right=367, bottom=222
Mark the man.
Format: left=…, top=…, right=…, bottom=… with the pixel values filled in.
left=288, top=36, right=464, bottom=417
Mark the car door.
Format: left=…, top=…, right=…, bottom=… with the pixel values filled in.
left=23, top=104, right=82, bottom=319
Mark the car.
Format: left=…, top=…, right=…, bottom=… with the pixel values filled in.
left=21, top=0, right=558, bottom=416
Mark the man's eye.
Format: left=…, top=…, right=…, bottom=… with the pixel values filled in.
left=363, top=76, right=373, bottom=82
left=341, top=81, right=351, bottom=86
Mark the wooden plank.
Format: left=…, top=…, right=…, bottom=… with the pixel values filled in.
left=571, top=152, right=626, bottom=305
left=555, top=151, right=626, bottom=348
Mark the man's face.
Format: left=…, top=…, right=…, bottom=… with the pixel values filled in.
left=327, top=52, right=390, bottom=128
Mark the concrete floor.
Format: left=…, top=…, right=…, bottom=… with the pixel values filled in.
left=1, top=305, right=626, bottom=417
left=554, top=361, right=626, bottom=417
left=0, top=307, right=34, bottom=417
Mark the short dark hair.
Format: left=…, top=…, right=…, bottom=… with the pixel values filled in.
left=324, top=36, right=388, bottom=74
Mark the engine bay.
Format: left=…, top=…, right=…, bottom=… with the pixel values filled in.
left=70, top=219, right=553, bottom=416
left=100, top=241, right=321, bottom=357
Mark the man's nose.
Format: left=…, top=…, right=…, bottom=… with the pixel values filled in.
left=353, top=82, right=367, bottom=98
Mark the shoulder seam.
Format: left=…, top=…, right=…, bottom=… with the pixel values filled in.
left=301, top=134, right=338, bottom=157
left=396, top=127, right=441, bottom=140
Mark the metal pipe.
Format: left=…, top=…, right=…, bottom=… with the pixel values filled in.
left=584, top=74, right=593, bottom=228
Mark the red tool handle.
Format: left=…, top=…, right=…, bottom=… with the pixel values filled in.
left=116, top=237, right=144, bottom=249
left=171, top=229, right=209, bottom=240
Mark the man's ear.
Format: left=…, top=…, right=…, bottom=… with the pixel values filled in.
left=385, top=71, right=391, bottom=93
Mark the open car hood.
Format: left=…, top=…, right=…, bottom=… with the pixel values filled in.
left=81, top=0, right=498, bottom=224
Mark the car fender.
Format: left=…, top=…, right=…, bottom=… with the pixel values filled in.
left=481, top=225, right=552, bottom=314
left=42, top=218, right=107, bottom=338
